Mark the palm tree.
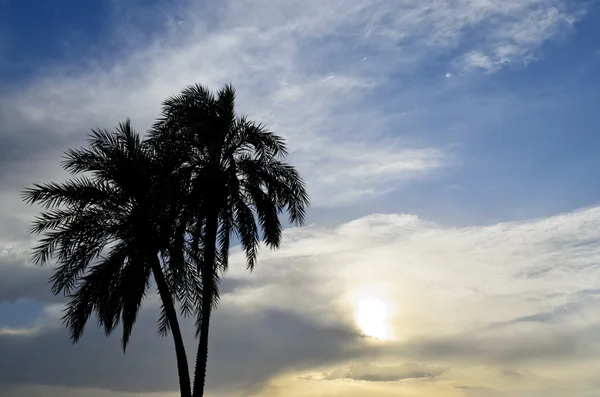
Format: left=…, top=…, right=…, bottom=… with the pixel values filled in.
left=22, top=121, right=198, bottom=397
left=150, top=83, right=310, bottom=396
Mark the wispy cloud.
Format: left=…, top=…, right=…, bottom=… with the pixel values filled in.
left=2, top=0, right=586, bottom=209
left=456, top=2, right=585, bottom=72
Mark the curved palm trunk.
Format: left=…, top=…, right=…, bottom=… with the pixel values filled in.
left=192, top=213, right=218, bottom=397
left=151, top=256, right=192, bottom=397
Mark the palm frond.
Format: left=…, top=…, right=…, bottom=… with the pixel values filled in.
left=157, top=302, right=171, bottom=337
left=233, top=196, right=259, bottom=270
left=22, top=177, right=120, bottom=210
left=227, top=118, right=288, bottom=160
left=24, top=119, right=198, bottom=353
left=120, top=253, right=152, bottom=350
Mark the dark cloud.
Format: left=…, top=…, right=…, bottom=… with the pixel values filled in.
left=215, top=277, right=248, bottom=295
left=0, top=231, right=365, bottom=394
left=0, top=313, right=178, bottom=392
left=205, top=307, right=363, bottom=392
left=395, top=324, right=600, bottom=365
left=484, top=294, right=600, bottom=331
left=0, top=212, right=31, bottom=243
left=0, top=300, right=363, bottom=394
left=0, top=383, right=144, bottom=397
left=0, top=249, right=58, bottom=304
left=0, top=104, right=73, bottom=188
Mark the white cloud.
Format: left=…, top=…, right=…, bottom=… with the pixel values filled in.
left=462, top=51, right=496, bottom=71
left=225, top=205, right=600, bottom=350
left=297, top=144, right=447, bottom=205
left=454, top=1, right=584, bottom=71
left=212, top=205, right=600, bottom=395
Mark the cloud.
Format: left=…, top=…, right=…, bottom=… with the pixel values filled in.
left=0, top=302, right=363, bottom=394
left=0, top=246, right=56, bottom=304
left=315, top=362, right=446, bottom=382
left=456, top=2, right=584, bottom=72
left=0, top=384, right=167, bottom=397
left=3, top=204, right=600, bottom=395
left=219, top=205, right=600, bottom=394
left=1, top=0, right=586, bottom=210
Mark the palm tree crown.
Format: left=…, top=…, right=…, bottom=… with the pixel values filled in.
left=23, top=120, right=195, bottom=397
left=150, top=83, right=310, bottom=396
left=23, top=83, right=310, bottom=397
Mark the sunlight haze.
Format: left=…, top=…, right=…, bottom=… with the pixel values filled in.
left=355, top=296, right=392, bottom=340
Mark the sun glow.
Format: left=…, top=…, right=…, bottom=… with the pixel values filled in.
left=354, top=297, right=391, bottom=340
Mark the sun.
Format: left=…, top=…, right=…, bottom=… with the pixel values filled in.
left=354, top=297, right=391, bottom=340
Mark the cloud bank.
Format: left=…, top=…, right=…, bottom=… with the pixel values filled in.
left=3, top=205, right=600, bottom=395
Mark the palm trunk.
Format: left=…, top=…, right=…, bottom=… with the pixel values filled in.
left=151, top=256, right=192, bottom=397
left=192, top=213, right=218, bottom=397
left=193, top=282, right=213, bottom=397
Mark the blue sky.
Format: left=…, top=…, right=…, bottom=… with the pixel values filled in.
left=1, top=1, right=600, bottom=396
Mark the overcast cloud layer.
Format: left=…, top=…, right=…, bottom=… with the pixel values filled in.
left=0, top=0, right=598, bottom=396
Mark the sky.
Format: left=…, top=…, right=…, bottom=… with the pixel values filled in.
left=1, top=0, right=600, bottom=396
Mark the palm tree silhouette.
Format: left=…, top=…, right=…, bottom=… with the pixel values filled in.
left=150, top=83, right=310, bottom=396
left=22, top=121, right=197, bottom=397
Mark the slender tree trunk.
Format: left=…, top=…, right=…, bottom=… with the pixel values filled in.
left=193, top=282, right=213, bottom=397
left=151, top=256, right=192, bottom=397
left=192, top=213, right=218, bottom=397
